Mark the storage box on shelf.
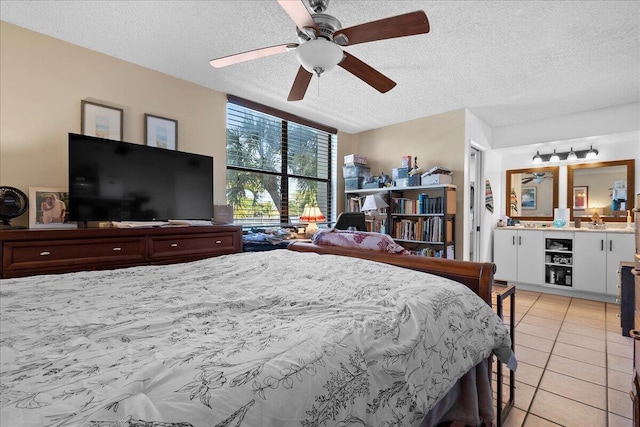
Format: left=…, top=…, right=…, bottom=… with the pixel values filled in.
left=343, top=154, right=367, bottom=166
left=342, top=164, right=370, bottom=178
left=345, top=184, right=457, bottom=258
left=343, top=164, right=371, bottom=191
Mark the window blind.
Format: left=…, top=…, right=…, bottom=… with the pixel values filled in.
left=226, top=97, right=334, bottom=227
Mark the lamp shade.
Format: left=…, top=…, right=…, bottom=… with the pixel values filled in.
left=532, top=151, right=542, bottom=165
left=300, top=205, right=325, bottom=222
left=295, top=39, right=344, bottom=75
left=361, top=194, right=388, bottom=212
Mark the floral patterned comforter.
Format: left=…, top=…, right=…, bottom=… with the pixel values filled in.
left=0, top=250, right=511, bottom=427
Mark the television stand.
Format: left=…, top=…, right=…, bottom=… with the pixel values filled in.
left=0, top=226, right=242, bottom=278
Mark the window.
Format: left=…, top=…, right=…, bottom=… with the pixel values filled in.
left=226, top=96, right=336, bottom=227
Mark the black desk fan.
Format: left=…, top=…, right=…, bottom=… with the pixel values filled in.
left=0, top=186, right=28, bottom=229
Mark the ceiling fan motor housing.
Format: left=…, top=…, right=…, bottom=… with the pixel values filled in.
left=297, top=13, right=342, bottom=42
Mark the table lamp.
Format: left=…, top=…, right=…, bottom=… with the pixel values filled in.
left=301, top=205, right=325, bottom=238
left=361, top=194, right=388, bottom=219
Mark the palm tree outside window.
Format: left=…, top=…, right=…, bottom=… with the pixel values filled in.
left=226, top=96, right=336, bottom=227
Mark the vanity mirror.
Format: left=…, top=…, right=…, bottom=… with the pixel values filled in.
left=567, top=159, right=635, bottom=222
left=505, top=166, right=559, bottom=221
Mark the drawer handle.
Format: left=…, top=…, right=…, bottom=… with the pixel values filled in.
left=39, top=251, right=51, bottom=256
left=170, top=243, right=178, bottom=247
left=113, top=247, right=122, bottom=251
left=215, top=240, right=222, bottom=244
left=630, top=330, right=640, bottom=340
left=616, top=313, right=621, bottom=318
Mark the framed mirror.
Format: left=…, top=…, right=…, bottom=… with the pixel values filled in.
left=505, top=166, right=559, bottom=221
left=567, top=159, right=635, bottom=222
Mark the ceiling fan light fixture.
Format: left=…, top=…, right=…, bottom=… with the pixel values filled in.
left=532, top=151, right=542, bottom=165
left=295, top=39, right=343, bottom=76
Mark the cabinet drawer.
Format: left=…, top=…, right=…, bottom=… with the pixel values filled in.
left=3, top=237, right=147, bottom=277
left=148, top=232, right=239, bottom=260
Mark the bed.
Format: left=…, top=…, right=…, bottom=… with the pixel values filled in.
left=0, top=236, right=514, bottom=426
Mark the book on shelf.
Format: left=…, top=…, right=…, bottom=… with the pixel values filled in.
left=366, top=218, right=386, bottom=234
left=348, top=196, right=363, bottom=212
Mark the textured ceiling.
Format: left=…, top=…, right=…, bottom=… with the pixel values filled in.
left=1, top=0, right=639, bottom=134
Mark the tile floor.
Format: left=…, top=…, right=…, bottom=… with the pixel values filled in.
left=494, top=289, right=634, bottom=427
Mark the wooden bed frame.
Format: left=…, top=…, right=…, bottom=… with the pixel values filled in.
left=287, top=242, right=496, bottom=305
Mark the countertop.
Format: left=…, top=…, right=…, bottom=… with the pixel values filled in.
left=495, top=225, right=635, bottom=233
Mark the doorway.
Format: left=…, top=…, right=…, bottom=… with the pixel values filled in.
left=469, top=146, right=483, bottom=262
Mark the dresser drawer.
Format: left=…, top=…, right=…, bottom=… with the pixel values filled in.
left=2, top=237, right=147, bottom=277
left=148, top=232, right=239, bottom=261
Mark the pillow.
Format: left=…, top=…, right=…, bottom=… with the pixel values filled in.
left=312, top=229, right=410, bottom=255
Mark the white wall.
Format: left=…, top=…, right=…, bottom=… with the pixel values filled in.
left=493, top=103, right=640, bottom=149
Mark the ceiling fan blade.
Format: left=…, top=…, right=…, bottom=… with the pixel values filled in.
left=339, top=52, right=396, bottom=93
left=522, top=178, right=534, bottom=184
left=288, top=66, right=313, bottom=101
left=210, top=43, right=297, bottom=68
left=277, top=0, right=319, bottom=35
left=333, top=11, right=429, bottom=46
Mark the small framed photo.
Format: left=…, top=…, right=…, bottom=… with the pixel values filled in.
left=81, top=100, right=123, bottom=141
left=573, top=186, right=588, bottom=211
left=29, top=187, right=77, bottom=229
left=145, top=114, right=178, bottom=150
left=521, top=187, right=537, bottom=210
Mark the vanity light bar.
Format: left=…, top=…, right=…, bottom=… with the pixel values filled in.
left=531, top=146, right=598, bottom=164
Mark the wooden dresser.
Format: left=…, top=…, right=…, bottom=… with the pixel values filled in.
left=0, top=226, right=242, bottom=278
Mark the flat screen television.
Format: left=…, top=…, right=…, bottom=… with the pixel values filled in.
left=68, top=133, right=213, bottom=222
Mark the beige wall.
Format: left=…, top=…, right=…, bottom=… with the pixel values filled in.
left=0, top=22, right=227, bottom=227
left=348, top=109, right=466, bottom=258
left=0, top=21, right=465, bottom=252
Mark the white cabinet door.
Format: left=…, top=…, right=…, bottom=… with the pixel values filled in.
left=493, top=229, right=518, bottom=282
left=605, top=233, right=635, bottom=295
left=493, top=229, right=543, bottom=284
left=517, top=230, right=544, bottom=285
left=574, top=232, right=607, bottom=294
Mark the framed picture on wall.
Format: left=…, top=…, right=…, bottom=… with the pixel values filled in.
left=573, top=186, right=588, bottom=210
left=81, top=100, right=123, bottom=141
left=145, top=114, right=178, bottom=150
left=28, top=187, right=76, bottom=229
left=521, top=187, right=536, bottom=210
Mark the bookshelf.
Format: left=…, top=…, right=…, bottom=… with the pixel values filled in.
left=345, top=184, right=456, bottom=258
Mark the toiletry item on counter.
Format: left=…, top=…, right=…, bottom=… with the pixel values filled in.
left=628, top=210, right=633, bottom=229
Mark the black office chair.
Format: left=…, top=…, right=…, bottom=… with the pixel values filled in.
left=334, top=212, right=367, bottom=231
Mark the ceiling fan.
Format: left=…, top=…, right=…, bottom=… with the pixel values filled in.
left=522, top=172, right=552, bottom=184
left=210, top=0, right=430, bottom=101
